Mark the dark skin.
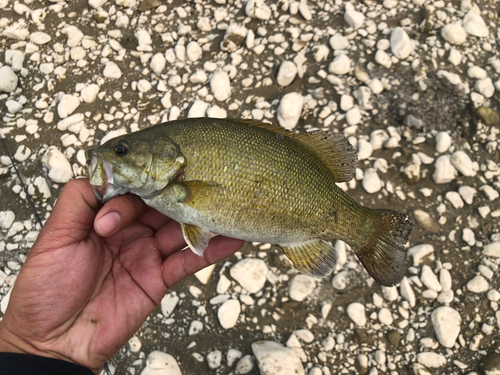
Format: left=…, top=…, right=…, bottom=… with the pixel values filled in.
left=0, top=178, right=244, bottom=373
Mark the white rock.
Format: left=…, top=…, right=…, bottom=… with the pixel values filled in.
left=230, top=258, right=268, bottom=294
left=445, top=191, right=464, bottom=209
left=103, top=61, right=122, bottom=79
left=188, top=100, right=209, bottom=118
left=245, top=0, right=271, bottom=20
left=0, top=211, right=15, bottom=230
left=6, top=50, right=24, bottom=71
left=467, top=275, right=489, bottom=293
left=340, top=95, right=354, bottom=111
left=400, top=277, right=416, bottom=307
left=81, top=84, right=100, bottom=103
left=448, top=48, right=462, bottom=66
left=331, top=271, right=348, bottom=290
left=64, top=26, right=84, bottom=47
left=435, top=132, right=451, bottom=153
left=141, top=351, right=182, bottom=375
left=328, top=54, right=351, bottom=75
left=362, top=168, right=382, bottom=194
left=367, top=79, right=384, bottom=94
left=480, top=185, right=499, bottom=201
left=30, top=32, right=51, bottom=45
left=277, top=61, right=297, bottom=87
left=277, top=92, right=304, bottom=130
left=458, top=185, right=475, bottom=205
left=115, top=0, right=136, bottom=7
left=417, top=352, right=447, bottom=368
left=186, top=41, right=202, bottom=62
left=57, top=95, right=80, bottom=119
left=207, top=105, right=227, bottom=118
left=467, top=66, right=487, bottom=79
left=194, top=264, right=215, bottom=285
left=475, top=78, right=495, bottom=98
left=357, top=139, right=373, bottom=160
left=441, top=23, right=467, bottom=45
left=346, top=302, right=366, bottom=326
left=421, top=265, right=442, bottom=292
left=463, top=10, right=488, bottom=37
left=227, top=349, right=242, bottom=367
left=6, top=100, right=22, bottom=114
left=14, top=145, right=31, bottom=162
left=450, top=151, right=473, bottom=176
left=431, top=306, right=461, bottom=348
left=346, top=107, right=361, bottom=126
left=483, top=241, right=500, bottom=258
left=439, top=269, right=452, bottom=291
left=218, top=299, right=241, bottom=329
left=128, top=336, right=142, bottom=353
left=89, top=0, right=108, bottom=8
left=160, top=293, right=179, bottom=317
left=408, top=244, right=434, bottom=266
left=329, top=33, right=349, bottom=50
left=0, top=66, right=19, bottom=93
left=463, top=228, right=476, bottom=246
left=353, top=87, right=372, bottom=110
left=207, top=350, right=222, bottom=369
left=150, top=53, right=166, bottom=74
left=289, top=275, right=316, bottom=302
left=189, top=320, right=203, bottom=335
left=252, top=341, right=304, bottom=375
left=375, top=50, right=392, bottom=68
left=210, top=71, right=231, bottom=101
left=221, top=23, right=247, bottom=52
left=390, top=27, right=413, bottom=59
left=135, top=29, right=152, bottom=47
left=378, top=308, right=393, bottom=326
left=41, top=146, right=73, bottom=183
left=433, top=155, right=458, bottom=184
left=344, top=5, right=365, bottom=29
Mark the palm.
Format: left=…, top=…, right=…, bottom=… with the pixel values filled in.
left=0, top=179, right=243, bottom=372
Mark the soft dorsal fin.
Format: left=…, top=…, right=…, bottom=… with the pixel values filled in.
left=228, top=119, right=358, bottom=183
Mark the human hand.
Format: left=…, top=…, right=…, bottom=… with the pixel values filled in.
left=0, top=178, right=244, bottom=373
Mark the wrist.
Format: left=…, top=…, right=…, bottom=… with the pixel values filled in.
left=0, top=322, right=99, bottom=374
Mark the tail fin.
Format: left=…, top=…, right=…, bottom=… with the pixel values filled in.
left=353, top=209, right=413, bottom=286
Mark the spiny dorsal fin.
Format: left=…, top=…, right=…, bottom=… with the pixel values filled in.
left=181, top=223, right=217, bottom=256
left=276, top=239, right=338, bottom=279
left=228, top=119, right=357, bottom=183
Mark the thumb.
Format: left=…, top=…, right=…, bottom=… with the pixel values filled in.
left=35, top=178, right=100, bottom=251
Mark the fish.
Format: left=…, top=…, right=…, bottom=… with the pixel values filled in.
left=86, top=118, right=413, bottom=286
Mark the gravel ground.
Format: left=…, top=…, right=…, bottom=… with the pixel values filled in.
left=1, top=0, right=500, bottom=374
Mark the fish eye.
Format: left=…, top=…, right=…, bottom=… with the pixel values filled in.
left=113, top=141, right=130, bottom=157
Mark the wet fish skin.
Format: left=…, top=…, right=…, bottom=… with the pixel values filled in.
left=87, top=118, right=413, bottom=286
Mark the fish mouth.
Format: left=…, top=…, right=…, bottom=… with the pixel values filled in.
left=85, top=149, right=117, bottom=204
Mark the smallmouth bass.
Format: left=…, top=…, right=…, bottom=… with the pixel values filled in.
left=86, top=118, right=413, bottom=286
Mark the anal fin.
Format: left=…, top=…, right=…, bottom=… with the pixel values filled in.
left=276, top=239, right=338, bottom=278
left=181, top=223, right=216, bottom=256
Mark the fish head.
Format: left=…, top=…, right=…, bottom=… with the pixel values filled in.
left=86, top=134, right=185, bottom=203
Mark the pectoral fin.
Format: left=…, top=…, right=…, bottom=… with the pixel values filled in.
left=276, top=239, right=338, bottom=278
left=181, top=223, right=216, bottom=256
left=175, top=180, right=219, bottom=209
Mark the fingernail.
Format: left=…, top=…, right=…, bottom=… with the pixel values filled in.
left=96, top=212, right=121, bottom=237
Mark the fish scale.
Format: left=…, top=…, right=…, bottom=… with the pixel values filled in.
left=87, top=118, right=413, bottom=286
